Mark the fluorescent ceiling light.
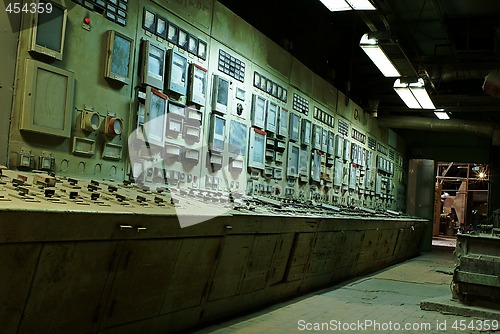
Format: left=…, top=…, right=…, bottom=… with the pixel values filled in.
left=393, top=78, right=435, bottom=109
left=409, top=79, right=435, bottom=109
left=360, top=34, right=401, bottom=77
left=346, top=0, right=376, bottom=10
left=319, top=0, right=375, bottom=11
left=434, top=111, right=450, bottom=120
left=319, top=0, right=351, bottom=11
left=394, top=79, right=421, bottom=108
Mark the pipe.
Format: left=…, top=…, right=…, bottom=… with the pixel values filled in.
left=377, top=116, right=496, bottom=138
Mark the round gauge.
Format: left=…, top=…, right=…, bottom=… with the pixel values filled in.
left=254, top=72, right=260, bottom=87
left=89, top=112, right=100, bottom=131
left=178, top=29, right=188, bottom=49
left=143, top=10, right=155, bottom=31
left=197, top=41, right=206, bottom=59
left=188, top=36, right=197, bottom=54
left=167, top=23, right=178, bottom=43
left=156, top=18, right=166, bottom=37
left=108, top=117, right=123, bottom=135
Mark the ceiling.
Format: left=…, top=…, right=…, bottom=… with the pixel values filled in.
left=217, top=0, right=500, bottom=134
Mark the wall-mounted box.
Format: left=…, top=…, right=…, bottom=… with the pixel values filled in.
left=248, top=128, right=266, bottom=170
left=289, top=112, right=300, bottom=142
left=105, top=30, right=133, bottom=85
left=142, top=87, right=167, bottom=146
left=212, top=75, right=230, bottom=114
left=188, top=64, right=207, bottom=106
left=29, top=1, right=67, bottom=60
left=301, top=119, right=311, bottom=146
left=209, top=114, right=226, bottom=152
left=20, top=59, right=74, bottom=138
left=312, top=124, right=322, bottom=150
left=166, top=49, right=188, bottom=95
left=287, top=142, right=299, bottom=178
left=251, top=94, right=266, bottom=129
left=266, top=101, right=278, bottom=133
left=140, top=39, right=165, bottom=89
left=277, top=107, right=288, bottom=137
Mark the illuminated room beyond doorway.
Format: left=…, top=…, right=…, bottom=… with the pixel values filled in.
left=433, top=162, right=489, bottom=237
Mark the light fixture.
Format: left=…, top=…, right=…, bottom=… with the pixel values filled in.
left=434, top=109, right=450, bottom=120
left=393, top=78, right=435, bottom=109
left=319, top=0, right=375, bottom=11
left=360, top=33, right=401, bottom=77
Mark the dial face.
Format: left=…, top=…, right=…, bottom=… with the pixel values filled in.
left=188, top=35, right=198, bottom=54
left=112, top=118, right=123, bottom=135
left=156, top=17, right=166, bottom=37
left=143, top=10, right=155, bottom=31
left=197, top=41, right=207, bottom=59
left=178, top=29, right=188, bottom=50
left=254, top=72, right=260, bottom=87
left=167, top=23, right=178, bottom=44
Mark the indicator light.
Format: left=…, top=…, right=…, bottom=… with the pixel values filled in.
left=84, top=17, right=90, bottom=25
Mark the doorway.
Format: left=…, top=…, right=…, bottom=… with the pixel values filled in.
left=433, top=162, right=489, bottom=237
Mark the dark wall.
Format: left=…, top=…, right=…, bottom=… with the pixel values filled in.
left=400, top=130, right=490, bottom=164
left=489, top=146, right=500, bottom=217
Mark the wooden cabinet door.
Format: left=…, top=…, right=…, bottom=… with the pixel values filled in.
left=101, top=239, right=182, bottom=328
left=18, top=241, right=118, bottom=334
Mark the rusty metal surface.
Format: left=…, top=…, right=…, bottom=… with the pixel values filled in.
left=453, top=233, right=500, bottom=304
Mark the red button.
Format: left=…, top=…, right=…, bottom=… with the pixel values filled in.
left=84, top=17, right=90, bottom=24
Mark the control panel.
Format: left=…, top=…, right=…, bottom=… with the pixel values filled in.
left=3, top=0, right=406, bottom=214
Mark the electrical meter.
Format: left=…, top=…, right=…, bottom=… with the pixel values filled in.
left=209, top=114, right=225, bottom=152
left=142, top=87, right=167, bottom=147
left=277, top=107, right=288, bottom=137
left=266, top=101, right=278, bottom=133
left=212, top=75, right=230, bottom=114
left=289, top=113, right=300, bottom=142
left=334, top=135, right=343, bottom=158
left=287, top=142, right=300, bottom=178
left=301, top=119, right=311, bottom=146
left=327, top=131, right=334, bottom=155
left=188, top=64, right=207, bottom=106
left=312, top=124, right=322, bottom=150
left=140, top=39, right=165, bottom=90
left=298, top=148, right=309, bottom=176
left=248, top=128, right=266, bottom=170
left=333, top=158, right=343, bottom=187
left=311, top=150, right=321, bottom=182
left=251, top=94, right=266, bottom=129
left=343, top=139, right=351, bottom=162
left=321, top=128, right=328, bottom=152
left=166, top=49, right=188, bottom=95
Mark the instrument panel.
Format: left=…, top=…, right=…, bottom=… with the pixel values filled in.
left=4, top=0, right=406, bottom=215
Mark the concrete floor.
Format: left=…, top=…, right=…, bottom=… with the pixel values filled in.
left=193, top=246, right=499, bottom=334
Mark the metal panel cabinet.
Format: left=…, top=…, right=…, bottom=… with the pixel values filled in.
left=161, top=237, right=221, bottom=313
left=208, top=235, right=254, bottom=300
left=101, top=239, right=183, bottom=329
left=240, top=234, right=279, bottom=293
left=0, top=244, right=41, bottom=334
left=18, top=242, right=118, bottom=334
